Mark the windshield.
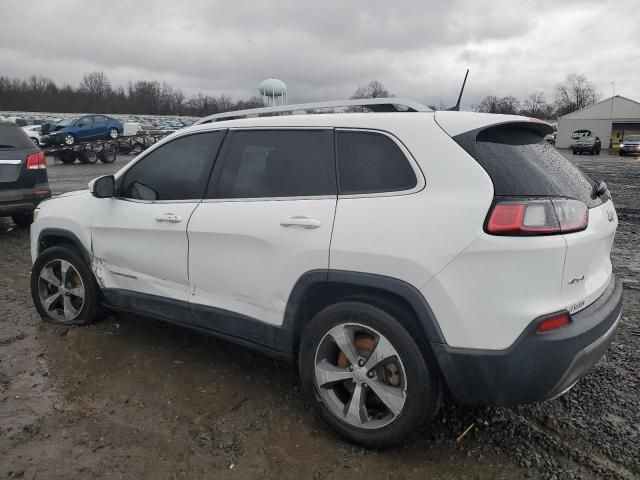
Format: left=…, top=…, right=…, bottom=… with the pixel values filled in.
left=577, top=137, right=595, bottom=143
left=57, top=117, right=79, bottom=126
left=623, top=135, right=640, bottom=142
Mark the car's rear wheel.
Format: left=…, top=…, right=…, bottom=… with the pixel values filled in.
left=30, top=137, right=39, bottom=145
left=11, top=213, right=33, bottom=228
left=63, top=133, right=76, bottom=146
left=98, top=147, right=117, bottom=163
left=108, top=128, right=119, bottom=139
left=31, top=246, right=101, bottom=325
left=79, top=150, right=99, bottom=164
left=299, top=301, right=441, bottom=448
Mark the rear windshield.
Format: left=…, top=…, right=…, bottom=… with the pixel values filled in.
left=455, top=123, right=602, bottom=208
left=0, top=123, right=36, bottom=150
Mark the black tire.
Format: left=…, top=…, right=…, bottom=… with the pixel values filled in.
left=11, top=213, right=33, bottom=227
left=58, top=151, right=76, bottom=164
left=31, top=246, right=102, bottom=325
left=619, top=151, right=624, bottom=156
left=108, top=128, right=119, bottom=139
left=98, top=147, right=117, bottom=163
left=79, top=150, right=99, bottom=164
left=30, top=137, right=39, bottom=145
left=299, top=301, right=442, bottom=448
left=572, top=150, right=577, bottom=155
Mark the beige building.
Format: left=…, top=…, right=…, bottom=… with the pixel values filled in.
left=556, top=95, right=640, bottom=149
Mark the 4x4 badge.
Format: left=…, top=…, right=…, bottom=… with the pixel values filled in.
left=607, top=211, right=615, bottom=222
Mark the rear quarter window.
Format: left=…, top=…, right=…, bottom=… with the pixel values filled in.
left=454, top=123, right=602, bottom=208
left=336, top=131, right=417, bottom=194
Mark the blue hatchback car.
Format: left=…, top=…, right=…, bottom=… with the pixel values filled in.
left=43, top=114, right=123, bottom=146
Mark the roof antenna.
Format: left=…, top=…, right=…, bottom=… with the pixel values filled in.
left=447, top=69, right=469, bottom=111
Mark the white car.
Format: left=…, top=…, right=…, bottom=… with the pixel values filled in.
left=29, top=98, right=622, bottom=447
left=22, top=125, right=43, bottom=145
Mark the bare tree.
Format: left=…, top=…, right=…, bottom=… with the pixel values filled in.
left=554, top=74, right=599, bottom=116
left=79, top=71, right=112, bottom=111
left=351, top=80, right=392, bottom=99
left=473, top=95, right=520, bottom=114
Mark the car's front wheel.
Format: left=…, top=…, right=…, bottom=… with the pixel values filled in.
left=299, top=301, right=441, bottom=448
left=63, top=134, right=76, bottom=146
left=108, top=128, right=119, bottom=139
left=31, top=246, right=102, bottom=325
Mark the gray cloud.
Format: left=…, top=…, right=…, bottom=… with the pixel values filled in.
left=1, top=0, right=638, bottom=110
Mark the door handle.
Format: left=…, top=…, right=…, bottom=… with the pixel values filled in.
left=280, top=217, right=322, bottom=229
left=156, top=213, right=183, bottom=223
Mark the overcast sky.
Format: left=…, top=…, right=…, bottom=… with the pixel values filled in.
left=2, top=0, right=639, bottom=110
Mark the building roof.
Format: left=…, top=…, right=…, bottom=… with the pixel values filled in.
left=560, top=95, right=640, bottom=120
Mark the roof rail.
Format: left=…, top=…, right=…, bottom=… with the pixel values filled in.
left=193, top=98, right=431, bottom=125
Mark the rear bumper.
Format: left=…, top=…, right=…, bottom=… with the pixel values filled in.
left=0, top=187, right=51, bottom=215
left=433, top=275, right=623, bottom=406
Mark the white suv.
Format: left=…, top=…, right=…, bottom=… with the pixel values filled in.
left=29, top=99, right=623, bottom=447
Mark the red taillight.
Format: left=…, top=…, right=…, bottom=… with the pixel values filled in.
left=537, top=312, right=571, bottom=333
left=486, top=198, right=587, bottom=235
left=26, top=151, right=46, bottom=170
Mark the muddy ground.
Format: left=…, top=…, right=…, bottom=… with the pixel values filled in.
left=0, top=151, right=638, bottom=479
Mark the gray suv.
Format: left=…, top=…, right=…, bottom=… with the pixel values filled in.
left=0, top=121, right=51, bottom=226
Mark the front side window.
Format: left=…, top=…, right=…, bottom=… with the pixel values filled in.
left=77, top=116, right=93, bottom=127
left=120, top=131, right=224, bottom=201
left=208, top=129, right=336, bottom=198
left=336, top=131, right=417, bottom=194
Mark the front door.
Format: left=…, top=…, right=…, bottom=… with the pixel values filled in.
left=187, top=129, right=337, bottom=333
left=91, top=131, right=225, bottom=313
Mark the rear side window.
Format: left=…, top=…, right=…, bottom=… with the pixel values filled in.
left=0, top=123, right=37, bottom=150
left=120, top=131, right=224, bottom=201
left=209, top=129, right=336, bottom=198
left=456, top=124, right=602, bottom=208
left=336, top=131, right=417, bottom=194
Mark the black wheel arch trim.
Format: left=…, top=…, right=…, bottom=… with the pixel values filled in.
left=37, top=228, right=92, bottom=264
left=282, top=269, right=447, bottom=348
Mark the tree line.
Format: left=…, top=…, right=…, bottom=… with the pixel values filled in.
left=472, top=74, right=600, bottom=119
left=0, top=71, right=263, bottom=117
left=1, top=72, right=599, bottom=119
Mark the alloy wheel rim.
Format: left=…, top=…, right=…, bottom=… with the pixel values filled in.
left=314, top=322, right=407, bottom=429
left=64, top=135, right=74, bottom=145
left=37, top=259, right=85, bottom=323
left=109, top=129, right=117, bottom=138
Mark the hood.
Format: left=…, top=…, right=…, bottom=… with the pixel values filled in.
left=55, top=189, right=89, bottom=198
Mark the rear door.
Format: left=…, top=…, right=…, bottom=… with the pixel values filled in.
left=0, top=123, right=42, bottom=206
left=92, top=115, right=109, bottom=138
left=187, top=129, right=337, bottom=331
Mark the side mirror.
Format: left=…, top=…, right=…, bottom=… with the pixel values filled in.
left=91, top=175, right=115, bottom=198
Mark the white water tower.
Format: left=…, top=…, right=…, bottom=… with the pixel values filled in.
left=259, top=78, right=287, bottom=106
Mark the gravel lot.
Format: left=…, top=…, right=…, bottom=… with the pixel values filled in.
left=0, top=150, right=638, bottom=479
